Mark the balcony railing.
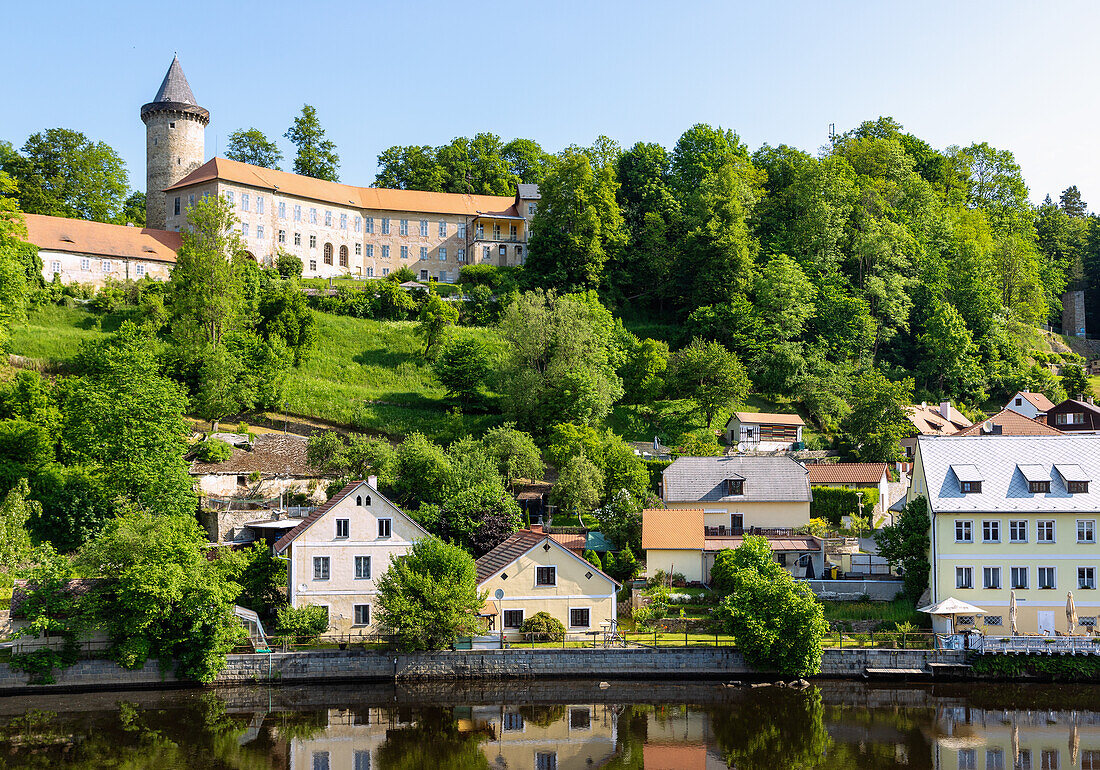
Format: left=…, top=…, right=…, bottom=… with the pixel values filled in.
left=704, top=526, right=806, bottom=538
left=473, top=234, right=524, bottom=243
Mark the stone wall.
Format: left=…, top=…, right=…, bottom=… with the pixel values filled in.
left=0, top=647, right=967, bottom=694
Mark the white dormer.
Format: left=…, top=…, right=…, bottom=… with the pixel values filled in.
left=1017, top=464, right=1052, bottom=494
left=951, top=464, right=983, bottom=494
left=1055, top=463, right=1091, bottom=493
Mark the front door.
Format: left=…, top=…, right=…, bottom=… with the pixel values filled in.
left=1037, top=611, right=1056, bottom=636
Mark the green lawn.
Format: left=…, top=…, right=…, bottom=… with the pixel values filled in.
left=821, top=597, right=929, bottom=629
left=9, top=304, right=109, bottom=362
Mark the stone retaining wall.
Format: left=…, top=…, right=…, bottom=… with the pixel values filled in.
left=0, top=647, right=968, bottom=694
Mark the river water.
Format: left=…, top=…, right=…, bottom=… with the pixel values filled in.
left=1, top=679, right=1097, bottom=769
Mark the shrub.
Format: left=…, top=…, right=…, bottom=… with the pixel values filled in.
left=193, top=438, right=232, bottom=463
left=519, top=612, right=566, bottom=642
left=809, top=486, right=879, bottom=525
left=276, top=605, right=330, bottom=640
left=605, top=546, right=639, bottom=582
left=583, top=549, right=603, bottom=569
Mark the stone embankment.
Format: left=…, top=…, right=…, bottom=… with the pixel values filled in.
left=0, top=647, right=968, bottom=695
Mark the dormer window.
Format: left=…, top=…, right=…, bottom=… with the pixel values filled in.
left=1069, top=481, right=1089, bottom=494
left=1056, top=464, right=1090, bottom=493
left=952, top=464, right=982, bottom=494
left=1028, top=481, right=1051, bottom=493
left=961, top=481, right=982, bottom=494
left=726, top=478, right=744, bottom=496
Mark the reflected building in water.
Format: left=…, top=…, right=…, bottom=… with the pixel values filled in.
left=470, top=704, right=618, bottom=770
left=931, top=705, right=1100, bottom=770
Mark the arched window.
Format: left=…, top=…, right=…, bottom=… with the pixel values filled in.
left=324, top=243, right=333, bottom=265
left=244, top=251, right=257, bottom=262
left=339, top=245, right=349, bottom=267
left=364, top=495, right=371, bottom=506
left=356, top=495, right=362, bottom=506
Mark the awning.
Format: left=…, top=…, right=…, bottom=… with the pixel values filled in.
left=704, top=536, right=820, bottom=552
left=244, top=519, right=300, bottom=529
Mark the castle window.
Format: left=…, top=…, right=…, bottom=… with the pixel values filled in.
left=339, top=245, right=348, bottom=267
left=382, top=245, right=390, bottom=259
left=439, top=220, right=447, bottom=237
left=309, top=259, right=316, bottom=271
left=169, top=121, right=176, bottom=129
left=499, top=245, right=507, bottom=257
left=528, top=203, right=535, bottom=215
left=50, top=261, right=61, bottom=275
left=135, top=264, right=145, bottom=277
left=439, top=247, right=447, bottom=261
left=400, top=246, right=408, bottom=260
left=420, top=247, right=428, bottom=260
left=420, top=220, right=428, bottom=237
left=382, top=268, right=390, bottom=276
left=381, top=217, right=390, bottom=235
left=256, top=196, right=264, bottom=214
left=355, top=243, right=361, bottom=256
left=174, top=197, right=180, bottom=215
left=294, top=232, right=301, bottom=246
left=177, top=157, right=181, bottom=165
left=242, top=223, right=249, bottom=237
left=354, top=216, right=361, bottom=233
left=365, top=217, right=374, bottom=234
left=366, top=267, right=374, bottom=277
left=365, top=244, right=374, bottom=258
left=257, top=226, right=264, bottom=240
left=457, top=248, right=465, bottom=263
left=340, top=213, right=347, bottom=229
left=80, top=258, right=90, bottom=270
left=400, top=219, right=409, bottom=236
left=458, top=223, right=466, bottom=238
left=484, top=246, right=491, bottom=259
left=279, top=201, right=286, bottom=219
left=310, top=208, right=317, bottom=224
left=324, top=210, right=332, bottom=227
left=226, top=191, right=234, bottom=206
left=309, top=235, right=316, bottom=249
left=294, top=205, right=302, bottom=222
left=188, top=194, right=195, bottom=208
left=104, top=260, right=112, bottom=273
left=324, top=243, right=333, bottom=265
left=241, top=193, right=250, bottom=212
left=278, top=230, right=286, bottom=244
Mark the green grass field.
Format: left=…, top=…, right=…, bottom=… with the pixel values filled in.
left=9, top=305, right=507, bottom=440
left=821, top=597, right=929, bottom=629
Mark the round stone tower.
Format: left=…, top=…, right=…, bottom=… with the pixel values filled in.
left=140, top=56, right=208, bottom=231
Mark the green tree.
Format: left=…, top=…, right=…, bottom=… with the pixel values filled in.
left=0, top=174, right=31, bottom=351
left=375, top=536, right=486, bottom=651
left=1060, top=185, right=1088, bottom=217
left=64, top=323, right=196, bottom=518
left=4, top=128, right=129, bottom=222
left=28, top=464, right=113, bottom=552
left=275, top=250, right=303, bottom=279
left=753, top=253, right=816, bottom=341
left=479, top=423, right=544, bottom=489
left=594, top=491, right=643, bottom=553
left=918, top=300, right=983, bottom=402
left=374, top=145, right=443, bottom=191
left=225, top=128, right=282, bottom=169
left=167, top=195, right=243, bottom=350
left=121, top=191, right=145, bottom=225
left=1061, top=362, right=1093, bottom=399
left=0, top=478, right=36, bottom=572
left=525, top=146, right=627, bottom=291
left=392, top=433, right=453, bottom=507
left=285, top=105, right=340, bottom=182
left=551, top=452, right=603, bottom=516
left=78, top=510, right=244, bottom=682
left=841, top=370, right=914, bottom=462
left=502, top=137, right=554, bottom=184
left=667, top=338, right=750, bottom=428
left=712, top=536, right=828, bottom=676
left=417, top=292, right=460, bottom=356
left=432, top=335, right=491, bottom=403
left=874, top=495, right=931, bottom=603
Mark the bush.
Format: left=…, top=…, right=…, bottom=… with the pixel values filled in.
left=276, top=605, right=330, bottom=640
left=519, top=611, right=566, bottom=642
left=809, top=486, right=879, bottom=525
left=605, top=546, right=639, bottom=582
left=193, top=438, right=232, bottom=463
left=275, top=251, right=303, bottom=279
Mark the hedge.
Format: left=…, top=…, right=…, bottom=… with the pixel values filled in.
left=810, top=486, right=879, bottom=525
left=643, top=459, right=672, bottom=494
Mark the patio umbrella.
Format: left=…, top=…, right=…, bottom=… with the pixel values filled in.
left=918, top=597, right=988, bottom=634
left=1067, top=592, right=1078, bottom=634
left=1009, top=591, right=1018, bottom=635
left=1071, top=721, right=1080, bottom=766
left=1011, top=723, right=1019, bottom=766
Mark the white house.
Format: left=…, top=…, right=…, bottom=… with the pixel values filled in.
left=272, top=480, right=428, bottom=634
left=723, top=412, right=804, bottom=451
left=1004, top=391, right=1056, bottom=420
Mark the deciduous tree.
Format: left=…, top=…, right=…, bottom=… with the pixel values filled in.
left=667, top=338, right=750, bottom=428
left=225, top=128, right=283, bottom=169
left=285, top=105, right=340, bottom=182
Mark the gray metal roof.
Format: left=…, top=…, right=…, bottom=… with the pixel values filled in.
left=917, top=435, right=1100, bottom=513
left=662, top=455, right=811, bottom=503
left=517, top=184, right=540, bottom=200
left=153, top=56, right=198, bottom=104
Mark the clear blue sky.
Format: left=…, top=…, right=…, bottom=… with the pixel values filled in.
left=1, top=0, right=1095, bottom=206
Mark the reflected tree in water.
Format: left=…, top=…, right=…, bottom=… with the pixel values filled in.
left=710, top=689, right=832, bottom=769
left=376, top=707, right=491, bottom=770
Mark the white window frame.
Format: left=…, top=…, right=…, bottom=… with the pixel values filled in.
left=309, top=259, right=316, bottom=271
left=256, top=196, right=264, bottom=214
left=310, top=208, right=318, bottom=224
left=536, top=566, right=557, bottom=587
left=502, top=609, right=525, bottom=629
left=225, top=191, right=234, bottom=207
left=439, top=220, right=447, bottom=237
left=335, top=518, right=350, bottom=539
left=294, top=232, right=301, bottom=246
left=955, top=520, right=973, bottom=543
left=982, top=520, right=1000, bottom=543
left=325, top=210, right=332, bottom=227
left=382, top=245, right=390, bottom=260
left=439, top=247, right=447, bottom=261
left=1009, top=520, right=1027, bottom=543
left=568, top=607, right=591, bottom=629
left=80, top=258, right=90, bottom=270
left=294, top=204, right=302, bottom=222
left=420, top=219, right=428, bottom=237
left=378, top=518, right=392, bottom=538
left=457, top=248, right=465, bottom=263
left=420, top=246, right=428, bottom=261
left=400, top=219, right=409, bottom=236
left=355, top=555, right=372, bottom=579
left=457, top=223, right=466, bottom=238
left=135, top=264, right=144, bottom=277
left=1078, top=520, right=1096, bottom=544
left=400, top=246, right=408, bottom=260
left=353, top=604, right=370, bottom=626
left=1010, top=566, right=1028, bottom=589
left=257, top=225, right=264, bottom=240
left=1038, top=566, right=1057, bottom=589
left=1037, top=520, right=1056, bottom=543
left=1080, top=566, right=1097, bottom=590
left=279, top=201, right=286, bottom=219
left=313, top=556, right=330, bottom=581
left=983, top=566, right=1001, bottom=590
left=956, top=566, right=973, bottom=589
left=355, top=243, right=362, bottom=256
left=366, top=216, right=374, bottom=234
left=241, top=193, right=250, bottom=212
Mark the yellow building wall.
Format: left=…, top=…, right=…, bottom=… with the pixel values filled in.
left=479, top=543, right=617, bottom=639
left=933, top=719, right=1100, bottom=770
left=645, top=549, right=705, bottom=583
left=471, top=704, right=617, bottom=770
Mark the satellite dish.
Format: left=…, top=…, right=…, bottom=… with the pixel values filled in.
left=494, top=589, right=505, bottom=600
left=736, top=443, right=746, bottom=453
left=298, top=583, right=307, bottom=592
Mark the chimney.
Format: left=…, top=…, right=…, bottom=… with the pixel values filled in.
left=529, top=523, right=543, bottom=533
left=940, top=401, right=951, bottom=419
left=367, top=475, right=377, bottom=489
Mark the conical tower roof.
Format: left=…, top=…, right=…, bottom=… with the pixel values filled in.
left=152, top=55, right=197, bottom=105
left=140, top=55, right=209, bottom=124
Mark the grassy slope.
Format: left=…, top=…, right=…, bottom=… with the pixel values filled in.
left=9, top=305, right=507, bottom=439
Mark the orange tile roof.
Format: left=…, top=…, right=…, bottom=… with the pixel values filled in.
left=165, top=157, right=519, bottom=217
left=954, top=408, right=1064, bottom=437
left=731, top=411, right=804, bottom=426
left=21, top=213, right=180, bottom=264
left=806, top=462, right=889, bottom=485
left=549, top=532, right=586, bottom=552
left=1015, top=391, right=1056, bottom=412
left=905, top=403, right=972, bottom=435
left=643, top=744, right=707, bottom=770
left=641, top=509, right=704, bottom=550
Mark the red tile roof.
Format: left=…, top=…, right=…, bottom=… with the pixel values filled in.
left=474, top=528, right=619, bottom=586
left=22, top=213, right=180, bottom=263
left=642, top=509, right=705, bottom=550
left=272, top=481, right=361, bottom=553
left=549, top=532, right=586, bottom=552
left=1014, top=391, right=1056, bottom=412
left=805, top=462, right=888, bottom=485
left=731, top=411, right=804, bottom=426
left=165, top=157, right=520, bottom=217
left=955, top=408, right=1064, bottom=437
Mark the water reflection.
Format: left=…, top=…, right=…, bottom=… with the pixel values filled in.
left=1, top=681, right=1099, bottom=769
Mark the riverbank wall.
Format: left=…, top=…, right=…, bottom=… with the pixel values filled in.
left=0, top=647, right=967, bottom=695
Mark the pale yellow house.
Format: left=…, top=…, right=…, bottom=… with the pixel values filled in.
left=273, top=480, right=428, bottom=634
left=469, top=703, right=618, bottom=770
left=912, top=434, right=1100, bottom=636
left=475, top=527, right=619, bottom=640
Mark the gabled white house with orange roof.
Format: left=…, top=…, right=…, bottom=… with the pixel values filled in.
left=273, top=480, right=429, bottom=634
left=1005, top=390, right=1056, bottom=420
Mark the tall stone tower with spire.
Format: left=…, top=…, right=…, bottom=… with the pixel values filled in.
left=140, top=56, right=208, bottom=230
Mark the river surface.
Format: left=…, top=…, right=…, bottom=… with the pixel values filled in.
left=1, top=679, right=1098, bottom=769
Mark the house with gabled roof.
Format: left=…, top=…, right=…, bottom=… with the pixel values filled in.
left=723, top=411, right=804, bottom=451
left=805, top=462, right=891, bottom=515
left=1004, top=390, right=1056, bottom=420
left=272, top=480, right=429, bottom=634
left=475, top=526, right=619, bottom=640
left=954, top=408, right=1063, bottom=438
